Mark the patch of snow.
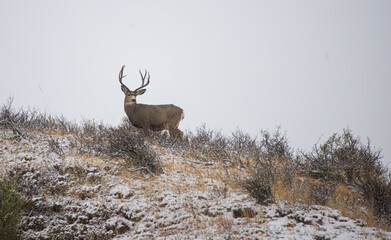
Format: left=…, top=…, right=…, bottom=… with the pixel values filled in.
left=1, top=129, right=390, bottom=240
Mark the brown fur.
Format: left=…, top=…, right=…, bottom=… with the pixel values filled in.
left=124, top=103, right=184, bottom=139
left=119, top=66, right=184, bottom=140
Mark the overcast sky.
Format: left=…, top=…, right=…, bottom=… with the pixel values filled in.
left=1, top=1, right=390, bottom=166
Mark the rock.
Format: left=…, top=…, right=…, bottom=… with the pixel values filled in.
left=276, top=207, right=293, bottom=217
left=51, top=201, right=63, bottom=212
left=328, top=210, right=341, bottom=220
left=354, top=219, right=367, bottom=227
left=78, top=215, right=89, bottom=224
left=87, top=172, right=102, bottom=183
left=76, top=185, right=100, bottom=199
left=65, top=213, right=78, bottom=224
left=314, top=231, right=331, bottom=240
left=26, top=216, right=46, bottom=231
left=338, top=216, right=349, bottom=222
left=135, top=223, right=146, bottom=234
left=123, top=207, right=145, bottom=222
left=105, top=217, right=131, bottom=234
left=290, top=211, right=313, bottom=225
left=110, top=185, right=135, bottom=199
left=84, top=202, right=105, bottom=219
left=283, top=219, right=297, bottom=227
left=312, top=214, right=324, bottom=225
left=54, top=180, right=69, bottom=193
left=232, top=207, right=256, bottom=218
left=203, top=207, right=224, bottom=217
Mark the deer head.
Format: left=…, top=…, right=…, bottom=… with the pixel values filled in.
left=119, top=65, right=150, bottom=105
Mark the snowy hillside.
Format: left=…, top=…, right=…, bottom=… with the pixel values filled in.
left=1, top=127, right=390, bottom=240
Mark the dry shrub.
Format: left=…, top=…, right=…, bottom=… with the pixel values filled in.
left=271, top=172, right=337, bottom=207
left=105, top=122, right=163, bottom=174
left=230, top=128, right=260, bottom=168
left=3, top=98, right=391, bottom=228
left=0, top=97, right=77, bottom=135
left=355, top=172, right=391, bottom=227
left=74, top=120, right=107, bottom=155
left=301, top=129, right=385, bottom=184
left=75, top=119, right=163, bottom=175
left=241, top=128, right=295, bottom=204
left=307, top=180, right=338, bottom=205
left=272, top=177, right=315, bottom=205
left=1, top=98, right=163, bottom=175
left=242, top=162, right=276, bottom=204
left=243, top=128, right=390, bottom=229
left=273, top=175, right=390, bottom=230
left=185, top=124, right=229, bottom=162
left=301, top=129, right=391, bottom=227
left=328, top=184, right=374, bottom=224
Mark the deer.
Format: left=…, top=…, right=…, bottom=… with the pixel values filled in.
left=118, top=65, right=184, bottom=140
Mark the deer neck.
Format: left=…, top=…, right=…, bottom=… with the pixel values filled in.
left=124, top=99, right=137, bottom=121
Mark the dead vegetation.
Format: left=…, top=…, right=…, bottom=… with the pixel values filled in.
left=1, top=97, right=390, bottom=231
left=0, top=97, right=163, bottom=176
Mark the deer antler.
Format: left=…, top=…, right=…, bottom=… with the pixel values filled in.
left=135, top=69, right=150, bottom=92
left=118, top=65, right=127, bottom=86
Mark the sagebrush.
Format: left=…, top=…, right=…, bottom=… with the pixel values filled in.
left=0, top=98, right=163, bottom=175
left=0, top=179, right=27, bottom=240
left=1, top=98, right=390, bottom=229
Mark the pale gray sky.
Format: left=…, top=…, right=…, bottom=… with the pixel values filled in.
left=1, top=1, right=390, bottom=166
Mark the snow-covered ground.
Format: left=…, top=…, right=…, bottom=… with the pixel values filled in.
left=1, top=129, right=390, bottom=239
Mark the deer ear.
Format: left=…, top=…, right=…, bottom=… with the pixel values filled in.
left=121, top=85, right=129, bottom=93
left=137, top=89, right=146, bottom=95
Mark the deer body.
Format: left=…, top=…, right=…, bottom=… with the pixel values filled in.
left=119, top=65, right=184, bottom=140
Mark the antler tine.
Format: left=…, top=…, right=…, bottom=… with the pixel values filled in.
left=145, top=70, right=150, bottom=87
left=135, top=69, right=150, bottom=91
left=118, top=65, right=127, bottom=85
left=138, top=69, right=145, bottom=85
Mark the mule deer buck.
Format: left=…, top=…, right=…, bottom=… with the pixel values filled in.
left=118, top=65, right=184, bottom=140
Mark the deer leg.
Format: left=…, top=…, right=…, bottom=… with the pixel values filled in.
left=168, top=127, right=175, bottom=140
left=168, top=116, right=183, bottom=140
left=169, top=128, right=183, bottom=141
left=176, top=129, right=183, bottom=140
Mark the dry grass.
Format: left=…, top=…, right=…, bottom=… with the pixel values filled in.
left=164, top=154, right=241, bottom=194
left=214, top=215, right=234, bottom=237
left=328, top=184, right=375, bottom=225
left=270, top=174, right=390, bottom=231
left=128, top=144, right=244, bottom=200
left=2, top=98, right=391, bottom=232
left=272, top=180, right=301, bottom=204
left=159, top=139, right=390, bottom=231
